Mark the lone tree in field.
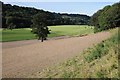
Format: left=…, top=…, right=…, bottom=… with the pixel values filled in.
left=31, top=13, right=50, bottom=42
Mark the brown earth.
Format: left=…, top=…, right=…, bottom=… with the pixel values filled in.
left=2, top=31, right=110, bottom=78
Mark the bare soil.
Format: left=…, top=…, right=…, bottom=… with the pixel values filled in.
left=2, top=32, right=110, bottom=78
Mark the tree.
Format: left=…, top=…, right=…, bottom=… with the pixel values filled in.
left=98, top=3, right=120, bottom=30
left=98, top=5, right=111, bottom=30
left=90, top=10, right=103, bottom=32
left=7, top=23, right=16, bottom=30
left=31, top=13, right=50, bottom=42
left=6, top=17, right=16, bottom=30
left=2, top=17, right=6, bottom=28
left=90, top=2, right=120, bottom=32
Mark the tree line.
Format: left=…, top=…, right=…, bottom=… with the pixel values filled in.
left=90, top=2, right=120, bottom=32
left=1, top=2, right=90, bottom=29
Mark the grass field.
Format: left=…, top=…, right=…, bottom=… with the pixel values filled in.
left=30, top=28, right=119, bottom=78
left=1, top=25, right=94, bottom=42
left=48, top=25, right=94, bottom=37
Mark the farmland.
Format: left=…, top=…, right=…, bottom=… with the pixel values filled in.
left=29, top=28, right=119, bottom=78
left=3, top=29, right=110, bottom=78
left=1, top=25, right=94, bottom=42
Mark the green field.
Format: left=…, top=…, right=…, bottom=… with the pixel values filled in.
left=1, top=25, right=94, bottom=42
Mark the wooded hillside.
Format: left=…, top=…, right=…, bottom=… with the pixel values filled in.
left=90, top=2, right=120, bottom=32
left=1, top=2, right=90, bottom=28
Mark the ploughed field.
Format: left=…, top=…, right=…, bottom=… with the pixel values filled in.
left=3, top=31, right=110, bottom=78
left=1, top=25, right=94, bottom=42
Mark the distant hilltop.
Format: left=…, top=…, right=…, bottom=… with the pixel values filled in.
left=1, top=1, right=90, bottom=28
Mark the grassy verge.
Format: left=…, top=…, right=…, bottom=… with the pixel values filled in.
left=29, top=28, right=119, bottom=78
left=1, top=25, right=94, bottom=42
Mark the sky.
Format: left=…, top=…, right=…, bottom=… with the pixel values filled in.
left=2, top=0, right=119, bottom=16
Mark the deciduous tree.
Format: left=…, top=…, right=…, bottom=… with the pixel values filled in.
left=31, top=13, right=50, bottom=42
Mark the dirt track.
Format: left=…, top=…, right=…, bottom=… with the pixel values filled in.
left=2, top=32, right=110, bottom=78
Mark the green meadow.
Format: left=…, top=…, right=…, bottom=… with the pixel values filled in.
left=1, top=25, right=94, bottom=42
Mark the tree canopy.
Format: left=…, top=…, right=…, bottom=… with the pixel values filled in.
left=90, top=2, right=120, bottom=32
left=31, top=13, right=50, bottom=42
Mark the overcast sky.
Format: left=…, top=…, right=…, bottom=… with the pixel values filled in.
left=2, top=0, right=119, bottom=16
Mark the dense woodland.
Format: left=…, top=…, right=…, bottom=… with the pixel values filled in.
left=1, top=2, right=90, bottom=29
left=90, top=2, right=120, bottom=32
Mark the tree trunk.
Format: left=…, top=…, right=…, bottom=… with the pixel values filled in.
left=41, top=37, right=44, bottom=42
left=44, top=37, right=47, bottom=40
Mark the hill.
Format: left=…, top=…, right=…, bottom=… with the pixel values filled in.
left=1, top=2, right=90, bottom=28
